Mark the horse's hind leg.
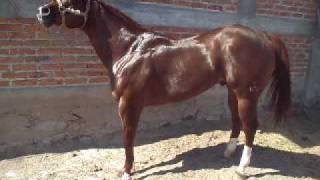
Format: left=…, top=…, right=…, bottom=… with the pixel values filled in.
left=236, top=95, right=259, bottom=176
left=224, top=89, right=241, bottom=158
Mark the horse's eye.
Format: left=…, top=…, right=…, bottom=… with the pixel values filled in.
left=59, top=6, right=65, bottom=11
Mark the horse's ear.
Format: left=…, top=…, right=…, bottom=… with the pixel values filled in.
left=79, top=0, right=86, bottom=5
left=72, top=0, right=85, bottom=7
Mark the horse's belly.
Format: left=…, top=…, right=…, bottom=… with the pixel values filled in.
left=146, top=63, right=220, bottom=105
left=165, top=72, right=216, bottom=101
left=144, top=41, right=221, bottom=105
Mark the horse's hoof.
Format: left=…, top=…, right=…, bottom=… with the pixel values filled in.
left=224, top=147, right=237, bottom=158
left=224, top=149, right=233, bottom=158
left=117, top=168, right=124, bottom=177
left=224, top=139, right=238, bottom=158
left=235, top=167, right=249, bottom=179
left=121, top=172, right=132, bottom=180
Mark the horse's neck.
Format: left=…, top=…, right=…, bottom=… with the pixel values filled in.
left=83, top=3, right=143, bottom=88
left=85, top=18, right=138, bottom=60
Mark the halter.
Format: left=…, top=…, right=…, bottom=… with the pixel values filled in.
left=56, top=0, right=91, bottom=29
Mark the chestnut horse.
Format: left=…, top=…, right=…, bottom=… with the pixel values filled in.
left=37, top=0, right=291, bottom=179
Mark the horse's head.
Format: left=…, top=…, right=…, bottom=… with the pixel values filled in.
left=37, top=0, right=91, bottom=29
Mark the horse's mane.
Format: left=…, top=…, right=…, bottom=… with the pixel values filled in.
left=97, top=0, right=145, bottom=32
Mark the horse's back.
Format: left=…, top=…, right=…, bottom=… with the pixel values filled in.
left=139, top=25, right=280, bottom=105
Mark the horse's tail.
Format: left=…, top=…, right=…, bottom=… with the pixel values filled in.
left=269, top=36, right=291, bottom=123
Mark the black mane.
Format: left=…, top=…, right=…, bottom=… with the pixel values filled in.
left=98, top=1, right=145, bottom=32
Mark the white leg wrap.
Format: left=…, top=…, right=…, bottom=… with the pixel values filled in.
left=224, top=138, right=238, bottom=158
left=237, top=145, right=252, bottom=174
left=121, top=172, right=132, bottom=180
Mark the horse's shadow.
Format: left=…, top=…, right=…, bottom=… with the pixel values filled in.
left=0, top=118, right=319, bottom=179
left=134, top=143, right=320, bottom=179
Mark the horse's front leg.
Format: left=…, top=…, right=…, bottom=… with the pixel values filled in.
left=118, top=96, right=143, bottom=180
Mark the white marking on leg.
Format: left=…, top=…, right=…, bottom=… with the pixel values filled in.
left=237, top=145, right=252, bottom=175
left=224, top=138, right=238, bottom=158
left=121, top=172, right=132, bottom=180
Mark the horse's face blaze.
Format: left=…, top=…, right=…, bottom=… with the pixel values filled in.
left=37, top=0, right=59, bottom=27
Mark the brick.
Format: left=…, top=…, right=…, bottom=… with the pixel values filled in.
left=0, top=24, right=23, bottom=31
left=10, top=49, right=36, bottom=55
left=63, top=63, right=87, bottom=69
left=88, top=77, right=109, bottom=84
left=63, top=49, right=93, bottom=55
left=0, top=57, right=23, bottom=63
left=25, top=56, right=50, bottom=63
left=0, top=65, right=10, bottom=71
left=87, top=63, right=105, bottom=69
left=23, top=24, right=44, bottom=32
left=0, top=40, right=22, bottom=46
left=39, top=64, right=63, bottom=71
left=0, top=81, right=10, bottom=87
left=0, top=18, right=35, bottom=24
left=29, top=72, right=50, bottom=78
left=54, top=71, right=82, bottom=78
left=0, top=32, right=8, bottom=39
left=64, top=78, right=88, bottom=85
left=49, top=57, right=78, bottom=63
left=39, top=79, right=64, bottom=86
left=7, top=32, right=35, bottom=39
left=76, top=56, right=99, bottom=62
left=0, top=49, right=10, bottom=55
left=2, top=72, right=29, bottom=79
left=14, top=18, right=36, bottom=24
left=81, top=71, right=108, bottom=77
left=22, top=40, right=51, bottom=47
left=12, top=80, right=37, bottom=87
left=12, top=64, right=37, bottom=71
left=37, top=49, right=62, bottom=55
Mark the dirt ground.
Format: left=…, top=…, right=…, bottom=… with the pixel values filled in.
left=0, top=111, right=319, bottom=180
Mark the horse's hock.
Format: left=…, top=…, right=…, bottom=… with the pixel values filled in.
left=0, top=0, right=319, bottom=158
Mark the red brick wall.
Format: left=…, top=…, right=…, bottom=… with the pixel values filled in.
left=0, top=17, right=310, bottom=88
left=256, top=0, right=318, bottom=21
left=280, top=35, right=311, bottom=77
left=0, top=0, right=315, bottom=88
left=139, top=0, right=238, bottom=13
left=0, top=18, right=108, bottom=88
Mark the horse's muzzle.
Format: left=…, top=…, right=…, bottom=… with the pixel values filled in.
left=36, top=4, right=51, bottom=25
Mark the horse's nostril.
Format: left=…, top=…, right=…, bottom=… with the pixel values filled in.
left=38, top=5, right=51, bottom=16
left=42, top=8, right=49, bottom=14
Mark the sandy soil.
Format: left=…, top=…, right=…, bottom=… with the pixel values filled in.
left=0, top=112, right=319, bottom=180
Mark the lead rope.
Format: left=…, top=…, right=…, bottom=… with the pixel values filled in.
left=56, top=0, right=91, bottom=29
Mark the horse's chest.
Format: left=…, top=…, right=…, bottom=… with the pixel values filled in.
left=112, top=50, right=152, bottom=99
